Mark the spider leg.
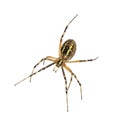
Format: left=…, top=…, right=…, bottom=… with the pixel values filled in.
left=64, top=64, right=82, bottom=100
left=14, top=62, right=55, bottom=86
left=61, top=67, right=69, bottom=112
left=66, top=57, right=98, bottom=63
left=68, top=74, right=73, bottom=90
left=30, top=56, right=57, bottom=82
left=59, top=14, right=78, bottom=56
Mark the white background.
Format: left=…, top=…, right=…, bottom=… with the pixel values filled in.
left=0, top=0, right=120, bottom=122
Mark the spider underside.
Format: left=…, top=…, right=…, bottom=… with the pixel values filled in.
left=15, top=14, right=98, bottom=112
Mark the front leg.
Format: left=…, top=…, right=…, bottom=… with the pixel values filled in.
left=30, top=56, right=57, bottom=82
left=59, top=14, right=78, bottom=56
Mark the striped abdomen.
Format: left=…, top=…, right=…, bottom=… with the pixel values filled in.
left=61, top=39, right=76, bottom=60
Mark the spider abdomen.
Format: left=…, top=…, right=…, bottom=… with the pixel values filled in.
left=61, top=39, right=76, bottom=60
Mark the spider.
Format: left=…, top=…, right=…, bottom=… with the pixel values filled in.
left=14, top=14, right=98, bottom=112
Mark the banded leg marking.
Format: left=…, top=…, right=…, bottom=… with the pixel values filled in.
left=14, top=62, right=55, bottom=86
left=30, top=56, right=57, bottom=82
left=61, top=67, right=69, bottom=112
left=64, top=64, right=82, bottom=100
left=66, top=57, right=98, bottom=63
left=68, top=74, right=73, bottom=90
left=59, top=14, right=78, bottom=56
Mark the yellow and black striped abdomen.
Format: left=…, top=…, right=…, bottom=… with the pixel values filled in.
left=61, top=39, right=76, bottom=60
